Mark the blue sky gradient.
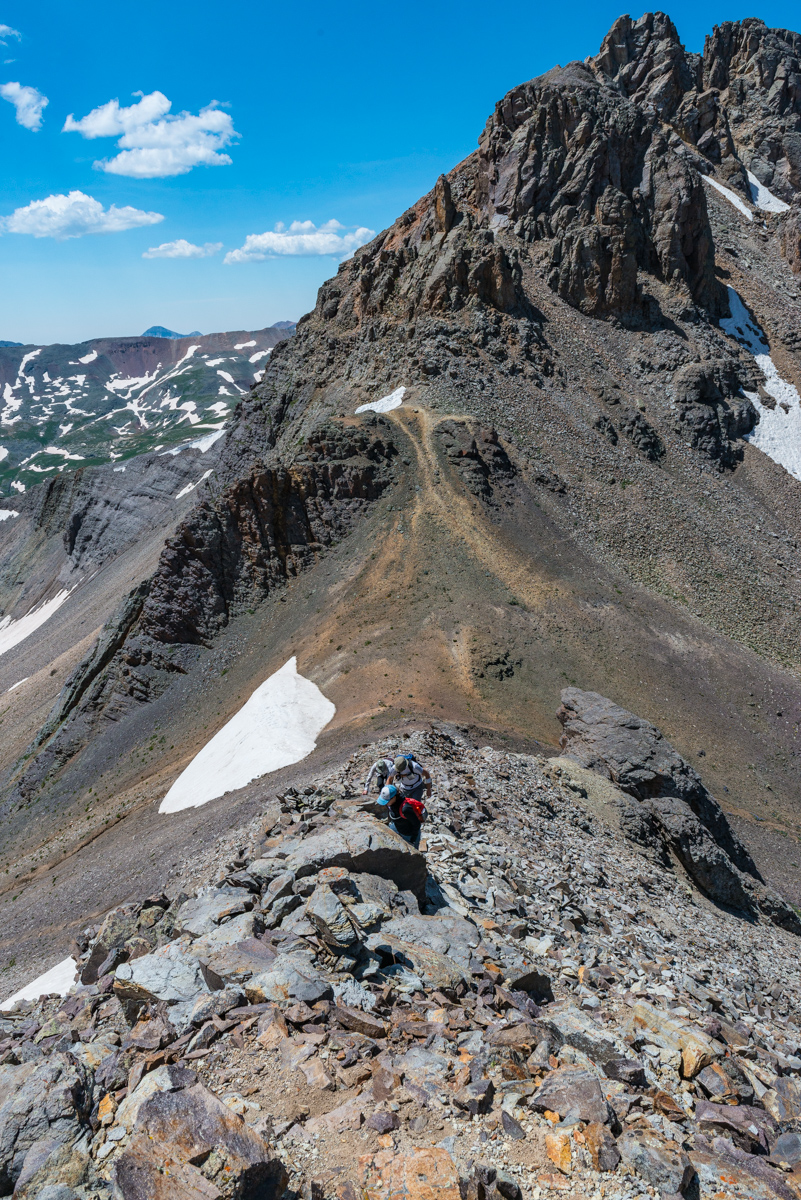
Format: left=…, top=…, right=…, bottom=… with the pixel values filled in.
left=1, top=0, right=800, bottom=343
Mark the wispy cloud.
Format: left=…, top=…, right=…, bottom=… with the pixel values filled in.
left=224, top=219, right=375, bottom=264
left=2, top=190, right=164, bottom=239
left=0, top=81, right=48, bottom=130
left=63, top=90, right=238, bottom=178
left=0, top=24, right=20, bottom=45
left=143, top=239, right=223, bottom=259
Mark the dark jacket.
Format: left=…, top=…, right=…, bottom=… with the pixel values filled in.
left=388, top=796, right=423, bottom=839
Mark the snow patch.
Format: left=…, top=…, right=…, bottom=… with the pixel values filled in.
left=234, top=340, right=256, bottom=349
left=205, top=357, right=226, bottom=367
left=720, top=286, right=801, bottom=481
left=249, top=349, right=270, bottom=364
left=159, top=657, right=335, bottom=813
left=162, top=427, right=226, bottom=455
left=44, top=446, right=85, bottom=461
left=217, top=370, right=234, bottom=384
left=1, top=957, right=77, bottom=1010
left=10, top=481, right=25, bottom=493
left=703, top=176, right=753, bottom=221
left=113, top=465, right=126, bottom=472
left=355, top=385, right=407, bottom=414
left=175, top=468, right=213, bottom=499
left=0, top=589, right=72, bottom=658
left=0, top=509, right=19, bottom=520
left=746, top=170, right=790, bottom=214
left=7, top=677, right=28, bottom=691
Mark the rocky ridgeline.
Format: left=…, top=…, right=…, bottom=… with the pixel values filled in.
left=1, top=694, right=800, bottom=1200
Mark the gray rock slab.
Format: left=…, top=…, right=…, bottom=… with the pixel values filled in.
left=114, top=941, right=209, bottom=1005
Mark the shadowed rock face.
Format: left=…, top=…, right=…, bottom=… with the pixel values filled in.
left=557, top=688, right=801, bottom=932
left=477, top=65, right=724, bottom=321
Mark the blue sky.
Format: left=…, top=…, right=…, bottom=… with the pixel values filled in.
left=1, top=0, right=799, bottom=344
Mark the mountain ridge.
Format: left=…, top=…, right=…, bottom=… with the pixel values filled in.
left=1, top=9, right=801, bottom=1029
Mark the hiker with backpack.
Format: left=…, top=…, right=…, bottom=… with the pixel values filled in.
left=387, top=754, right=432, bottom=803
left=378, top=784, right=426, bottom=849
left=362, top=756, right=395, bottom=796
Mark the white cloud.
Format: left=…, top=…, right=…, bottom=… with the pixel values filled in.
left=224, top=219, right=375, bottom=264
left=2, top=190, right=164, bottom=239
left=0, top=81, right=48, bottom=130
left=0, top=25, right=20, bottom=45
left=143, top=238, right=223, bottom=259
left=63, top=90, right=238, bottom=178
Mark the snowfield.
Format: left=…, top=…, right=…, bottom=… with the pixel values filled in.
left=721, top=287, right=801, bottom=481
left=0, top=588, right=72, bottom=658
left=1, top=956, right=77, bottom=1010
left=355, top=385, right=406, bottom=414
left=703, top=176, right=753, bottom=221
left=159, top=656, right=336, bottom=813
left=746, top=170, right=790, bottom=213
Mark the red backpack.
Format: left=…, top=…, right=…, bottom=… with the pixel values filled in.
left=402, top=797, right=427, bottom=823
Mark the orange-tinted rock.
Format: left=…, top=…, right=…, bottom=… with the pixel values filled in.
left=358, top=1147, right=461, bottom=1200
left=545, top=1131, right=572, bottom=1174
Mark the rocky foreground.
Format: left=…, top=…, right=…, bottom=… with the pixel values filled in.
left=1, top=695, right=800, bottom=1200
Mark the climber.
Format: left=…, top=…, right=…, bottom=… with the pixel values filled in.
left=362, top=755, right=395, bottom=796
left=387, top=753, right=432, bottom=803
left=378, top=783, right=425, bottom=848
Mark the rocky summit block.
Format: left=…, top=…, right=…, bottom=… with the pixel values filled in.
left=259, top=817, right=428, bottom=899
left=558, top=688, right=801, bottom=933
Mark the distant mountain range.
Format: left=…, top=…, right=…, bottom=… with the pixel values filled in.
left=0, top=323, right=295, bottom=495
left=141, top=326, right=202, bottom=339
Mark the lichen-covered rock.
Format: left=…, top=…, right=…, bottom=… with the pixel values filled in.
left=0, top=1053, right=93, bottom=1194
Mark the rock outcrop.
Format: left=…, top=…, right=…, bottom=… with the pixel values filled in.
left=557, top=687, right=801, bottom=931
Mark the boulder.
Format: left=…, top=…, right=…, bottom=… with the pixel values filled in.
left=691, top=1139, right=799, bottom=1200
left=261, top=818, right=427, bottom=898
left=603, top=1057, right=647, bottom=1089
left=188, top=912, right=264, bottom=958
left=0, top=1054, right=93, bottom=1194
left=529, top=1067, right=611, bottom=1125
left=762, top=1076, right=801, bottom=1124
left=332, top=1004, right=387, bottom=1038
left=185, top=989, right=244, bottom=1028
left=176, top=888, right=253, bottom=937
left=378, top=912, right=480, bottom=971
left=365, top=932, right=465, bottom=991
left=196, top=940, right=278, bottom=990
left=618, top=1129, right=695, bottom=1196
left=113, top=1065, right=199, bottom=1139
left=695, top=1100, right=778, bottom=1154
left=114, top=941, right=209, bottom=1008
left=772, top=1132, right=801, bottom=1167
left=306, top=884, right=358, bottom=948
left=358, top=1146, right=461, bottom=1200
left=111, top=1073, right=287, bottom=1200
left=454, top=1079, right=495, bottom=1115
left=12, top=1135, right=95, bottom=1200
left=584, top=1122, right=621, bottom=1172
left=631, top=1001, right=721, bottom=1079
left=245, top=955, right=333, bottom=1005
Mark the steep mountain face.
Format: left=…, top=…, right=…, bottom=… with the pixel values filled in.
left=2, top=14, right=801, bottom=984
left=0, top=324, right=294, bottom=496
